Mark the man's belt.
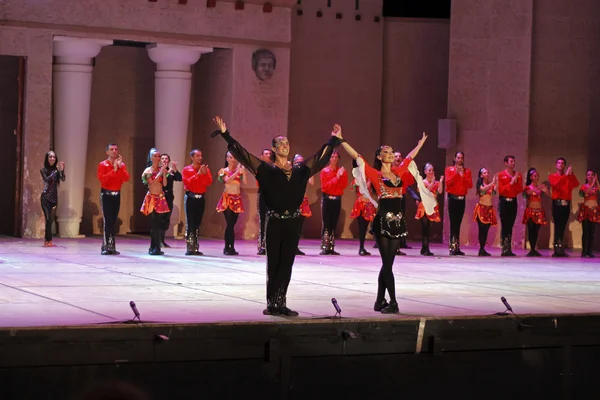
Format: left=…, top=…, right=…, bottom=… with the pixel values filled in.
left=324, top=195, right=341, bottom=200
left=554, top=199, right=570, bottom=206
left=186, top=191, right=204, bottom=199
left=500, top=196, right=516, bottom=202
left=267, top=209, right=301, bottom=219
left=101, top=189, right=120, bottom=196
left=448, top=194, right=465, bottom=200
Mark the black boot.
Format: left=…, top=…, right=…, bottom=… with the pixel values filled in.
left=552, top=238, right=568, bottom=257
left=160, top=230, right=170, bottom=248
left=320, top=230, right=331, bottom=255
left=400, top=237, right=412, bottom=249
left=329, top=233, right=340, bottom=255
left=359, top=248, right=371, bottom=256
left=449, top=235, right=463, bottom=256
left=185, top=231, right=202, bottom=256
left=588, top=222, right=596, bottom=257
left=421, top=235, right=433, bottom=256
left=104, top=234, right=120, bottom=255
left=501, top=235, right=516, bottom=257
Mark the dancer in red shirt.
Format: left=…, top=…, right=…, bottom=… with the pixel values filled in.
left=444, top=152, right=473, bottom=255
left=97, top=143, right=130, bottom=255
left=522, top=168, right=548, bottom=257
left=216, top=151, right=248, bottom=255
left=319, top=151, right=348, bottom=255
left=548, top=157, right=579, bottom=257
left=577, top=170, right=600, bottom=257
left=414, top=163, right=443, bottom=256
left=182, top=149, right=213, bottom=255
left=473, top=168, right=497, bottom=256
left=338, top=131, right=427, bottom=314
left=496, top=155, right=523, bottom=256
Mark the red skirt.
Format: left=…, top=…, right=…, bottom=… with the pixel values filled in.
left=216, top=193, right=244, bottom=213
left=300, top=196, right=312, bottom=217
left=577, top=204, right=600, bottom=223
left=415, top=203, right=441, bottom=222
left=473, top=203, right=497, bottom=226
left=140, top=192, right=170, bottom=215
left=350, top=199, right=376, bottom=222
left=522, top=207, right=547, bottom=225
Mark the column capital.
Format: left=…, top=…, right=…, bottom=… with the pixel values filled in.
left=146, top=43, right=213, bottom=72
left=53, top=36, right=113, bottom=66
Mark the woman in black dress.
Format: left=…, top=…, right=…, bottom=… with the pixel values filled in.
left=40, top=151, right=65, bottom=247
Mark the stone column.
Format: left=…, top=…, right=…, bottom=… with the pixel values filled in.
left=146, top=43, right=213, bottom=237
left=53, top=36, right=112, bottom=238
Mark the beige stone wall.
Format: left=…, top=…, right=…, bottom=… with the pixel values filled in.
left=381, top=18, right=450, bottom=242
left=445, top=0, right=534, bottom=249
left=2, top=0, right=291, bottom=44
left=528, top=0, right=600, bottom=250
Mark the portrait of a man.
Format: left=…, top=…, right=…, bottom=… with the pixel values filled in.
left=252, top=49, right=276, bottom=81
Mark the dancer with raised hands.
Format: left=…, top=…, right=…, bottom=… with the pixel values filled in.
left=212, top=116, right=343, bottom=317
left=337, top=131, right=428, bottom=314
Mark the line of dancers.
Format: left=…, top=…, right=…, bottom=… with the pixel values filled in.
left=40, top=118, right=599, bottom=315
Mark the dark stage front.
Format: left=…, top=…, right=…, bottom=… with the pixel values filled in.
left=1, top=315, right=600, bottom=399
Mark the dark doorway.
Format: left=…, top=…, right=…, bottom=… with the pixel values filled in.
left=0, top=55, right=24, bottom=237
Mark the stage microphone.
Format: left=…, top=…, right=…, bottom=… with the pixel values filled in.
left=130, top=301, right=140, bottom=319
left=331, top=298, right=342, bottom=314
left=501, top=296, right=513, bottom=313
left=210, top=130, right=222, bottom=138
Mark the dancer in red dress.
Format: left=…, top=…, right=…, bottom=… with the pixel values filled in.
left=216, top=151, right=248, bottom=255
left=473, top=168, right=498, bottom=256
left=577, top=170, right=600, bottom=257
left=414, top=163, right=443, bottom=256
left=522, top=168, right=548, bottom=257
left=141, top=148, right=170, bottom=255
left=350, top=178, right=376, bottom=256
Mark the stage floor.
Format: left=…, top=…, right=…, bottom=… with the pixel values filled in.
left=1, top=236, right=599, bottom=328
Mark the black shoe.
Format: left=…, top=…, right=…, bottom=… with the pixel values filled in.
left=533, top=250, right=542, bottom=257
left=149, top=249, right=164, bottom=256
left=101, top=249, right=111, bottom=255
left=455, top=250, right=465, bottom=256
left=162, top=242, right=171, bottom=248
left=396, top=249, right=406, bottom=256
left=186, top=250, right=203, bottom=256
left=381, top=301, right=399, bottom=314
left=478, top=249, right=491, bottom=257
left=401, top=244, right=413, bottom=249
left=373, top=299, right=389, bottom=312
left=319, top=249, right=330, bottom=255
left=526, top=250, right=537, bottom=257
left=279, top=307, right=299, bottom=317
left=330, top=249, right=340, bottom=255
left=501, top=251, right=517, bottom=257
left=359, top=248, right=371, bottom=256
left=263, top=307, right=281, bottom=316
left=296, top=248, right=305, bottom=255
left=422, top=250, right=434, bottom=256
left=257, top=248, right=266, bottom=255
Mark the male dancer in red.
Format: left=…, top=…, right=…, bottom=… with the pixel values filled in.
left=496, top=155, right=523, bottom=256
left=182, top=149, right=213, bottom=255
left=97, top=143, right=130, bottom=255
left=549, top=157, right=579, bottom=257
left=319, top=151, right=348, bottom=255
left=444, top=152, right=473, bottom=255
left=257, top=149, right=272, bottom=255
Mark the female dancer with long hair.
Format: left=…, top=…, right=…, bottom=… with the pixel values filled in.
left=337, top=131, right=428, bottom=314
left=293, top=154, right=314, bottom=255
left=141, top=148, right=170, bottom=255
left=41, top=151, right=65, bottom=247
left=522, top=168, right=549, bottom=256
left=216, top=151, right=248, bottom=255
left=577, top=170, right=600, bottom=257
left=415, top=163, right=443, bottom=256
left=472, top=168, right=497, bottom=256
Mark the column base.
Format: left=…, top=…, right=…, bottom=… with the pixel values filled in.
left=57, top=218, right=83, bottom=238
